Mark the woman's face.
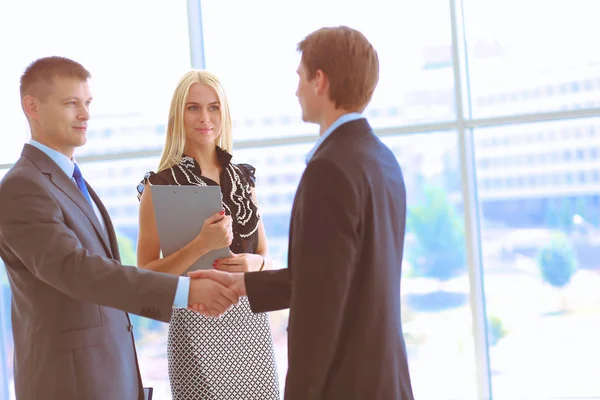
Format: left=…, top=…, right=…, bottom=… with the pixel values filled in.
left=183, top=83, right=222, bottom=148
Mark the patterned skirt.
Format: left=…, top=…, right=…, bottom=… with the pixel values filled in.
left=167, top=297, right=280, bottom=400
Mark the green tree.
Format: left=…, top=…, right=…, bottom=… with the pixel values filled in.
left=116, top=233, right=155, bottom=333
left=487, top=315, right=507, bottom=346
left=537, top=233, right=577, bottom=312
left=0, top=261, right=7, bottom=286
left=538, top=233, right=577, bottom=288
left=406, top=185, right=466, bottom=282
left=117, top=234, right=136, bottom=266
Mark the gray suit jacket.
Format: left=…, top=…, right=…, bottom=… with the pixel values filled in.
left=0, top=144, right=179, bottom=400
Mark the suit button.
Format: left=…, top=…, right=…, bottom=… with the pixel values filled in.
left=127, top=324, right=134, bottom=332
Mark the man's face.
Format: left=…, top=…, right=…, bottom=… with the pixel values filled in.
left=295, top=61, right=319, bottom=123
left=32, top=77, right=91, bottom=158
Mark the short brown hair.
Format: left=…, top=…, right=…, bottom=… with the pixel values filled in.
left=20, top=56, right=91, bottom=101
left=297, top=26, right=379, bottom=112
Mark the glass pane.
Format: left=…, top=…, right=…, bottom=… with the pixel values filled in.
left=201, top=0, right=455, bottom=142
left=475, top=118, right=600, bottom=399
left=464, top=0, right=600, bottom=118
left=233, top=143, right=313, bottom=386
left=0, top=0, right=191, bottom=164
left=0, top=164, right=13, bottom=399
left=0, top=261, right=12, bottom=400
left=381, top=132, right=476, bottom=399
left=0, top=1, right=190, bottom=392
left=237, top=132, right=478, bottom=399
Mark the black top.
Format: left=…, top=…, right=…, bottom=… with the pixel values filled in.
left=137, top=147, right=260, bottom=254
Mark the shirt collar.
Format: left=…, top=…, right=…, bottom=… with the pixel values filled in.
left=305, top=112, right=363, bottom=164
left=28, top=139, right=76, bottom=178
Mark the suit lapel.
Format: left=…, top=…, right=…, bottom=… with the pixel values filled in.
left=50, top=165, right=114, bottom=257
left=289, top=118, right=373, bottom=273
left=22, top=145, right=113, bottom=257
left=88, top=185, right=120, bottom=261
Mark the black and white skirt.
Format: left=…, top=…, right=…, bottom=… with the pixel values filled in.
left=167, top=297, right=280, bottom=400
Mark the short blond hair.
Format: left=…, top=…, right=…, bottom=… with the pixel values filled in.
left=20, top=56, right=91, bottom=102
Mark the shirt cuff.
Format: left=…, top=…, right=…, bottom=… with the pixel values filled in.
left=172, top=276, right=190, bottom=308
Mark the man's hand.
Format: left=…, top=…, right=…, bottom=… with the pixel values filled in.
left=188, top=269, right=246, bottom=313
left=188, top=277, right=240, bottom=317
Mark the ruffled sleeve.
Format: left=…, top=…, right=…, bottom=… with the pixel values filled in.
left=136, top=171, right=167, bottom=201
left=236, top=163, right=257, bottom=187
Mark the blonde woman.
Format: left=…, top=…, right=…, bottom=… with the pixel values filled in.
left=136, top=70, right=280, bottom=399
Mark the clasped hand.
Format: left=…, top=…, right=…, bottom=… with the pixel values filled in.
left=187, top=269, right=246, bottom=315
left=187, top=215, right=255, bottom=316
left=187, top=274, right=240, bottom=318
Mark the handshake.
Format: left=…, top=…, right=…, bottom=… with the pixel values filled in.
left=187, top=269, right=247, bottom=317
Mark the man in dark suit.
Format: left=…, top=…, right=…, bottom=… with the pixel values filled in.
left=191, top=26, right=414, bottom=399
left=0, top=56, right=239, bottom=400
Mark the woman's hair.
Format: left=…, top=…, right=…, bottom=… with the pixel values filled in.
left=157, top=70, right=233, bottom=172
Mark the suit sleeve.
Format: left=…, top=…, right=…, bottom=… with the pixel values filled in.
left=245, top=268, right=291, bottom=312
left=0, top=175, right=178, bottom=322
left=286, top=159, right=360, bottom=399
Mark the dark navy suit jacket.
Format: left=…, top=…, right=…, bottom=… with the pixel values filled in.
left=245, top=118, right=414, bottom=400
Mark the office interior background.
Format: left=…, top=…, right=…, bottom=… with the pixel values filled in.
left=1, top=0, right=599, bottom=399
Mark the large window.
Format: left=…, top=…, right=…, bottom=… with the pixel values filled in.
left=233, top=142, right=313, bottom=384
left=463, top=0, right=600, bottom=398
left=382, top=133, right=477, bottom=399
left=0, top=169, right=9, bottom=399
left=464, top=0, right=600, bottom=118
left=201, top=1, right=466, bottom=398
left=201, top=0, right=455, bottom=141
left=234, top=134, right=480, bottom=399
left=475, top=118, right=600, bottom=399
left=0, top=261, right=11, bottom=400
left=0, top=1, right=191, bottom=397
left=2, top=0, right=600, bottom=399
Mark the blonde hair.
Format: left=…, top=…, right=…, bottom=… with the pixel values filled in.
left=157, top=70, right=233, bottom=172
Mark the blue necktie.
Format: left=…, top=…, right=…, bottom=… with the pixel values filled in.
left=72, top=163, right=93, bottom=207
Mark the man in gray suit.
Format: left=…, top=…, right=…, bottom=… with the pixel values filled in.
left=0, top=57, right=239, bottom=400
